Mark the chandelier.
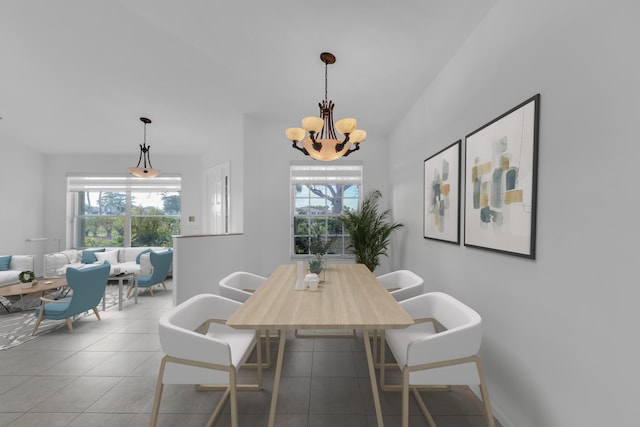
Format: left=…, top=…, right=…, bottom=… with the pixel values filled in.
left=128, top=117, right=160, bottom=178
left=285, top=52, right=366, bottom=161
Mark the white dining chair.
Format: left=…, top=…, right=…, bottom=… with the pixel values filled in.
left=373, top=269, right=424, bottom=365
left=380, top=292, right=495, bottom=427
left=219, top=271, right=266, bottom=303
left=150, top=293, right=262, bottom=427
left=376, top=269, right=424, bottom=302
left=219, top=271, right=277, bottom=368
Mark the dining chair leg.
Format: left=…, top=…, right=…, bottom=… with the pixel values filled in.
left=149, top=357, right=167, bottom=427
left=475, top=357, right=496, bottom=427
left=372, top=329, right=378, bottom=364
left=205, top=387, right=230, bottom=427
left=264, top=330, right=271, bottom=367
left=243, top=329, right=272, bottom=369
left=92, top=307, right=101, bottom=320
left=65, top=318, right=74, bottom=333
left=229, top=369, right=239, bottom=427
left=411, top=386, right=437, bottom=427
left=374, top=329, right=397, bottom=369
left=379, top=330, right=387, bottom=389
left=402, top=367, right=410, bottom=427
left=255, top=329, right=263, bottom=387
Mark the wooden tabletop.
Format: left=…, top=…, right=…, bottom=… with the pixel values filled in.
left=227, top=263, right=414, bottom=330
left=0, top=277, right=67, bottom=298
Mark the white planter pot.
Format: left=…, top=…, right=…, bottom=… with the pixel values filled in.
left=19, top=281, right=33, bottom=289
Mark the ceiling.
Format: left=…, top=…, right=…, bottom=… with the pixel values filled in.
left=0, top=0, right=496, bottom=156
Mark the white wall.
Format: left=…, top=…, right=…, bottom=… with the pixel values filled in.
left=172, top=233, right=246, bottom=304
left=242, top=116, right=392, bottom=277
left=0, top=143, right=46, bottom=275
left=43, top=153, right=202, bottom=251
left=389, top=1, right=638, bottom=426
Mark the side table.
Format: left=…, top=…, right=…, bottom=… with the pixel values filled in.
left=103, top=273, right=138, bottom=311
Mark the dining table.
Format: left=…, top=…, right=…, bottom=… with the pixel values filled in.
left=226, top=262, right=414, bottom=427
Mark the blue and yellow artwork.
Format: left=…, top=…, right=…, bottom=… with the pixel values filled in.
left=464, top=94, right=539, bottom=258
left=424, top=140, right=460, bottom=244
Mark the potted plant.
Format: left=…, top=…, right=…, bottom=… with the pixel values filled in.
left=308, top=232, right=333, bottom=281
left=19, top=270, right=36, bottom=289
left=308, top=258, right=323, bottom=274
left=339, top=190, right=403, bottom=272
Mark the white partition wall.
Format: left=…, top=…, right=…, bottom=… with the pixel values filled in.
left=172, top=233, right=246, bottom=305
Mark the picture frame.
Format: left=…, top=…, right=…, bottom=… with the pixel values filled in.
left=423, top=140, right=461, bottom=244
left=464, top=94, right=540, bottom=258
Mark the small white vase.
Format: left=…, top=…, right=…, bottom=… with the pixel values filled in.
left=19, top=281, right=33, bottom=289
left=295, top=261, right=306, bottom=290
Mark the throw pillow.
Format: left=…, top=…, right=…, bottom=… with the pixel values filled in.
left=139, top=253, right=152, bottom=275
left=0, top=255, right=11, bottom=271
left=136, top=248, right=152, bottom=264
left=81, top=248, right=105, bottom=264
left=95, top=250, right=118, bottom=265
left=72, top=250, right=83, bottom=263
left=62, top=249, right=82, bottom=264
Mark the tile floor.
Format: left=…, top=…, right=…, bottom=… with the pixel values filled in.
left=0, top=280, right=502, bottom=427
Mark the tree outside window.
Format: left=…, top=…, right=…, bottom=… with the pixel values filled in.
left=293, top=184, right=359, bottom=257
left=76, top=191, right=180, bottom=248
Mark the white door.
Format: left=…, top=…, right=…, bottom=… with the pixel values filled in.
left=204, top=162, right=230, bottom=234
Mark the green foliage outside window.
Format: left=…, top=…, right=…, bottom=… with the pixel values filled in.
left=76, top=191, right=179, bottom=248
left=131, top=217, right=180, bottom=247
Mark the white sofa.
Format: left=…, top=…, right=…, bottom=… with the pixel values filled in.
left=43, top=247, right=172, bottom=278
left=0, top=255, right=36, bottom=287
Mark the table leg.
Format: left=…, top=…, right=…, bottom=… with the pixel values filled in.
left=118, top=278, right=123, bottom=311
left=268, top=328, right=287, bottom=427
left=134, top=275, right=139, bottom=305
left=363, top=329, right=385, bottom=426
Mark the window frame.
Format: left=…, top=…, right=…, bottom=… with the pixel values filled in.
left=290, top=163, right=362, bottom=260
left=67, top=174, right=181, bottom=248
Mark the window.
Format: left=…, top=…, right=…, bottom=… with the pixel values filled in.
left=291, top=163, right=362, bottom=258
left=68, top=175, right=181, bottom=248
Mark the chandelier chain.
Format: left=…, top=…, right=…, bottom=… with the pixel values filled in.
left=324, top=62, right=328, bottom=102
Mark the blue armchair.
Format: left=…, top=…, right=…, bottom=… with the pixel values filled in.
left=127, top=250, right=172, bottom=297
left=32, top=262, right=110, bottom=335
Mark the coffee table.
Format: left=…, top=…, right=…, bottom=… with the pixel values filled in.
left=0, top=278, right=68, bottom=312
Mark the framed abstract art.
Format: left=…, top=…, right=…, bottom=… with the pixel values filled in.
left=424, top=140, right=461, bottom=244
left=464, top=94, right=540, bottom=258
